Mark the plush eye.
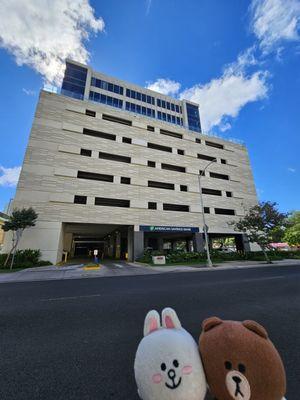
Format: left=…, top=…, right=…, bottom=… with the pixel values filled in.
left=161, top=363, right=167, bottom=371
left=238, top=363, right=246, bottom=373
left=173, top=359, right=179, bottom=368
left=225, top=361, right=232, bottom=370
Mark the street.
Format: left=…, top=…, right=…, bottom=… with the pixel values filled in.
left=0, top=264, right=299, bottom=399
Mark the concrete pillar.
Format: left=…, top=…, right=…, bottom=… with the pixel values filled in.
left=127, top=226, right=134, bottom=261
left=115, top=231, right=121, bottom=259
left=157, top=237, right=164, bottom=251
left=193, top=232, right=205, bottom=252
left=133, top=231, right=144, bottom=260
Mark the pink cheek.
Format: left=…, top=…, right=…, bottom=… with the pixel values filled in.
left=182, top=365, right=193, bottom=375
left=152, top=373, right=163, bottom=384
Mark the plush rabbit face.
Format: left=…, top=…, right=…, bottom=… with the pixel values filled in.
left=134, top=308, right=206, bottom=400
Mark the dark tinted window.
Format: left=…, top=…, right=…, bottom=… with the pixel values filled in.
left=210, top=172, right=229, bottom=180
left=148, top=161, right=156, bottom=168
left=122, top=137, right=132, bottom=144
left=80, top=148, right=92, bottom=157
left=99, top=152, right=131, bottom=163
left=161, top=163, right=185, bottom=173
left=186, top=103, right=201, bottom=132
left=177, top=149, right=184, bottom=155
left=215, top=208, right=235, bottom=215
left=198, top=154, right=216, bottom=162
left=226, top=191, right=233, bottom=197
left=148, top=142, right=172, bottom=153
left=163, top=203, right=189, bottom=212
left=148, top=181, right=175, bottom=190
left=61, top=62, right=87, bottom=100
left=86, top=109, right=96, bottom=117
left=202, top=188, right=222, bottom=196
left=195, top=138, right=201, bottom=144
left=204, top=207, right=210, bottom=213
left=180, top=185, right=188, bottom=192
left=221, top=159, right=227, bottom=164
left=95, top=197, right=130, bottom=208
left=91, top=77, right=123, bottom=95
left=83, top=128, right=116, bottom=141
left=89, top=91, right=123, bottom=109
left=148, top=202, right=157, bottom=210
left=102, top=114, right=132, bottom=126
left=147, top=125, right=155, bottom=132
left=74, top=195, right=87, bottom=204
left=205, top=140, right=224, bottom=149
left=121, top=177, right=131, bottom=184
left=77, top=171, right=114, bottom=182
left=160, top=129, right=182, bottom=139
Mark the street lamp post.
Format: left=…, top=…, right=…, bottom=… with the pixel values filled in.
left=198, top=158, right=217, bottom=267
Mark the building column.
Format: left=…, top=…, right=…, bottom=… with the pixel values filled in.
left=127, top=226, right=134, bottom=261
left=133, top=231, right=144, bottom=260
left=242, top=234, right=251, bottom=252
left=157, top=237, right=164, bottom=252
left=193, top=232, right=205, bottom=252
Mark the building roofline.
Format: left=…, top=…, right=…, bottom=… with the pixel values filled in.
left=65, top=59, right=198, bottom=106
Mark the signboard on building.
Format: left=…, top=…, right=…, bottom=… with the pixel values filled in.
left=140, top=225, right=199, bottom=233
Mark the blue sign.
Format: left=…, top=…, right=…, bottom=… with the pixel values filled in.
left=140, top=225, right=199, bottom=233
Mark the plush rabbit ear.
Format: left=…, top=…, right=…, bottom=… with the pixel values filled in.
left=144, top=310, right=160, bottom=337
left=162, top=308, right=182, bottom=329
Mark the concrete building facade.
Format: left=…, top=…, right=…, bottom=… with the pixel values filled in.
left=3, top=61, right=257, bottom=264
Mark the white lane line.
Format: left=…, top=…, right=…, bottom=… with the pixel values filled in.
left=41, top=294, right=102, bottom=302
left=114, top=264, right=123, bottom=268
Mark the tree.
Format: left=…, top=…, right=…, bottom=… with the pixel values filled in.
left=2, top=207, right=38, bottom=269
left=230, top=202, right=287, bottom=263
left=283, top=211, right=300, bottom=246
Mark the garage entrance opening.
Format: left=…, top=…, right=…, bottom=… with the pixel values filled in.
left=62, top=223, right=133, bottom=261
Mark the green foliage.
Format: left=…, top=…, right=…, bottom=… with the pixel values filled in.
left=230, top=201, right=286, bottom=262
left=283, top=211, right=300, bottom=246
left=0, top=249, right=51, bottom=269
left=135, top=248, right=300, bottom=265
left=2, top=207, right=38, bottom=232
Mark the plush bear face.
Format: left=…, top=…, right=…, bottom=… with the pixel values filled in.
left=199, top=318, right=286, bottom=400
left=134, top=308, right=206, bottom=400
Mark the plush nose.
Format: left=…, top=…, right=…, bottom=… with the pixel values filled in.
left=168, top=369, right=176, bottom=379
left=232, top=376, right=242, bottom=384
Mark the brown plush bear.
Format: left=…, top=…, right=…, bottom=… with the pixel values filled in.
left=199, top=317, right=286, bottom=400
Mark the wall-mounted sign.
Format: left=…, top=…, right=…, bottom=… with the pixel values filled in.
left=140, top=225, right=199, bottom=233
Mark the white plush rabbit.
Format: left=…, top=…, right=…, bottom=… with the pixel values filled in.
left=134, top=308, right=207, bottom=400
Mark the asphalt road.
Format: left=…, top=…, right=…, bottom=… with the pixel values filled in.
left=0, top=264, right=299, bottom=400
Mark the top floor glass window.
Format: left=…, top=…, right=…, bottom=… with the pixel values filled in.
left=91, top=77, right=123, bottom=95
left=61, top=62, right=87, bottom=100
left=186, top=103, right=201, bottom=132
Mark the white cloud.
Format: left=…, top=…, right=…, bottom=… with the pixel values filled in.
left=250, top=0, right=300, bottom=52
left=0, top=0, right=105, bottom=85
left=22, top=88, right=36, bottom=96
left=146, top=78, right=181, bottom=96
left=288, top=167, right=296, bottom=173
left=180, top=49, right=269, bottom=132
left=0, top=166, right=21, bottom=187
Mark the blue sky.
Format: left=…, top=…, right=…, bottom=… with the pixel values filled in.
left=0, top=0, right=299, bottom=212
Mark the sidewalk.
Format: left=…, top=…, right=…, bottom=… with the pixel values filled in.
left=0, top=258, right=299, bottom=284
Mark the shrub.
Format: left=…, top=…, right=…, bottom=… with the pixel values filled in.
left=0, top=249, right=43, bottom=269
left=37, top=260, right=53, bottom=266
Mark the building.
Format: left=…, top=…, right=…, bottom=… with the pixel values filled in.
left=3, top=60, right=257, bottom=264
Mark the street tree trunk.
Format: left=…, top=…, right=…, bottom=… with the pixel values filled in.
left=261, top=246, right=272, bottom=263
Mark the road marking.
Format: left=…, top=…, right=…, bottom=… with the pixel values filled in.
left=41, top=294, right=102, bottom=302
left=114, top=264, right=123, bottom=268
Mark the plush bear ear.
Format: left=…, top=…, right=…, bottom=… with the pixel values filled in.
left=144, top=310, right=160, bottom=337
left=162, top=308, right=182, bottom=329
left=243, top=320, right=268, bottom=339
left=202, top=316, right=223, bottom=332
